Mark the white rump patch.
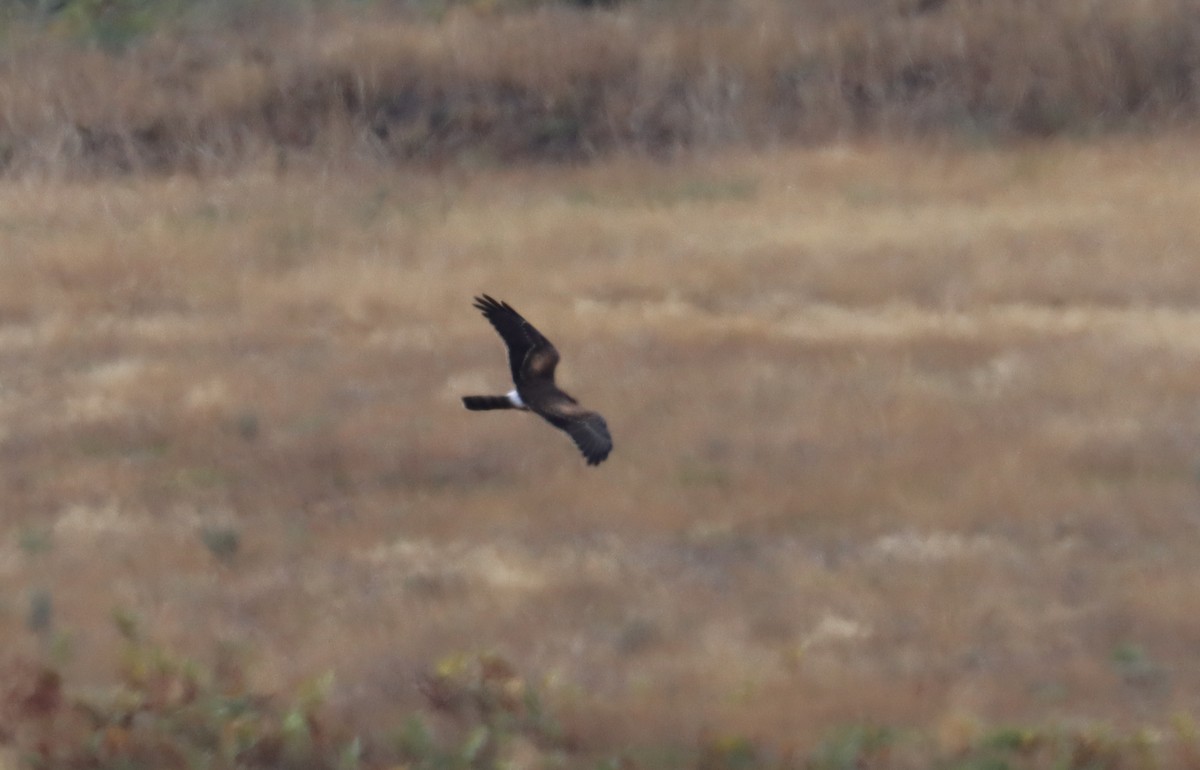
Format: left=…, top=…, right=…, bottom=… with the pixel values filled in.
left=506, top=389, right=526, bottom=408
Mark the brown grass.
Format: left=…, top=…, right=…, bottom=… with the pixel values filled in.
left=1, top=133, right=1200, bottom=765
left=1, top=0, right=1200, bottom=175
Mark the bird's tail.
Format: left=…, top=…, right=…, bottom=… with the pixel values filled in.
left=462, top=395, right=516, bottom=411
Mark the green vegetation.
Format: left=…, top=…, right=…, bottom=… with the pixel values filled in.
left=198, top=525, right=241, bottom=566
left=2, top=615, right=576, bottom=769
left=4, top=613, right=358, bottom=769
left=5, top=622, right=1200, bottom=768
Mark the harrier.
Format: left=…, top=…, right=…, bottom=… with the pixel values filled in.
left=462, top=295, right=613, bottom=466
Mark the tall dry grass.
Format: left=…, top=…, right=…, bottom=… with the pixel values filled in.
left=1, top=0, right=1199, bottom=175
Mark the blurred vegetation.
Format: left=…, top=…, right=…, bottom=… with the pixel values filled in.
left=4, top=615, right=1200, bottom=769
left=1, top=612, right=580, bottom=769
left=0, top=0, right=626, bottom=44
left=0, top=0, right=1197, bottom=175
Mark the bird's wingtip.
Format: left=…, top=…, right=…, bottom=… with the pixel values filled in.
left=585, top=448, right=612, bottom=466
left=473, top=293, right=506, bottom=314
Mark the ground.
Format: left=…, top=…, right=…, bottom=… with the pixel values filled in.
left=2, top=135, right=1200, bottom=762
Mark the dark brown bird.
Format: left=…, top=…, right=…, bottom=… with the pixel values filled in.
left=462, top=295, right=613, bottom=466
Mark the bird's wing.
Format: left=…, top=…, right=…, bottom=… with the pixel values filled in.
left=473, top=294, right=559, bottom=383
left=536, top=397, right=613, bottom=466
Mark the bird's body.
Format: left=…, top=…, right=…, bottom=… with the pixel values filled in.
left=462, top=295, right=612, bottom=466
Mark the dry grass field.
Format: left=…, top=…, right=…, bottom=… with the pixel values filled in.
left=3, top=133, right=1200, bottom=766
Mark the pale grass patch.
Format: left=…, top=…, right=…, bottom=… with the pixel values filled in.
left=867, top=530, right=1022, bottom=565
left=360, top=537, right=552, bottom=591
left=799, top=614, right=873, bottom=650
left=53, top=501, right=147, bottom=538
left=49, top=501, right=233, bottom=547
left=359, top=536, right=628, bottom=593
left=182, top=378, right=231, bottom=415
left=61, top=358, right=157, bottom=423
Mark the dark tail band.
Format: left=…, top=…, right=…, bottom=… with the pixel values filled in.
left=462, top=395, right=515, bottom=411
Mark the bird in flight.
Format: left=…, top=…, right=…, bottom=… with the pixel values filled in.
left=462, top=295, right=613, bottom=466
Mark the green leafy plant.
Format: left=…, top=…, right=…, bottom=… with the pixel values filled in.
left=200, top=525, right=241, bottom=566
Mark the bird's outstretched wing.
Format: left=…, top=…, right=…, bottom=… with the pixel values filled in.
left=473, top=294, right=559, bottom=383
left=563, top=411, right=613, bottom=466
left=537, top=400, right=613, bottom=466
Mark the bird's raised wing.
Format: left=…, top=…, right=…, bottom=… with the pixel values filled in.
left=473, top=294, right=559, bottom=383
left=536, top=398, right=613, bottom=466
